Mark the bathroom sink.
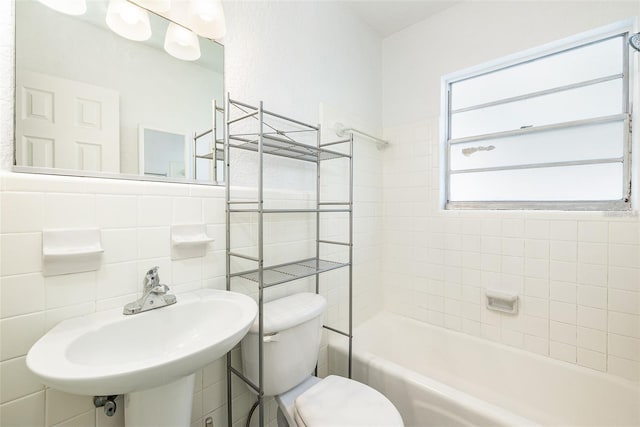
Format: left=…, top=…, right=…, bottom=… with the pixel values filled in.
left=27, top=289, right=257, bottom=396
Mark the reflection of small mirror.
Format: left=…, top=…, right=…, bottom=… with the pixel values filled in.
left=139, top=127, right=188, bottom=179
left=14, top=0, right=224, bottom=184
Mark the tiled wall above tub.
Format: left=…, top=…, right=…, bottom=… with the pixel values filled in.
left=0, top=172, right=230, bottom=427
left=382, top=117, right=640, bottom=383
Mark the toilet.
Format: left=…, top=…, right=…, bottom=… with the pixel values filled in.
left=241, top=292, right=403, bottom=427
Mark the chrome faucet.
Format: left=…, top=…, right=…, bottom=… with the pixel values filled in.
left=123, top=266, right=177, bottom=315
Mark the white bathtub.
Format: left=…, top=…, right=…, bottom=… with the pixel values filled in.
left=328, top=312, right=639, bottom=426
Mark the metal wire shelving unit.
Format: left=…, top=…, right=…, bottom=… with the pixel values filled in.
left=224, top=95, right=354, bottom=427
left=194, top=101, right=225, bottom=183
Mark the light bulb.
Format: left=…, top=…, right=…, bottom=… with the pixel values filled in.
left=174, top=26, right=193, bottom=46
left=106, top=0, right=152, bottom=41
left=164, top=23, right=201, bottom=61
left=119, top=2, right=140, bottom=25
left=189, top=0, right=216, bottom=20
left=187, top=0, right=226, bottom=40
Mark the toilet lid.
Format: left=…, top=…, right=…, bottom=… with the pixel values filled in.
left=293, top=375, right=403, bottom=427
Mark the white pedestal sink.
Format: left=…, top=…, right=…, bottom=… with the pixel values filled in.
left=26, top=289, right=257, bottom=427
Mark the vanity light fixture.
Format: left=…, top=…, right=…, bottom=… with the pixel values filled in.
left=106, top=0, right=152, bottom=41
left=39, top=0, right=221, bottom=61
left=37, top=0, right=87, bottom=15
left=187, top=0, right=226, bottom=40
left=164, top=23, right=201, bottom=61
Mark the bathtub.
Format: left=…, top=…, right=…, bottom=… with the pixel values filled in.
left=328, top=312, right=639, bottom=426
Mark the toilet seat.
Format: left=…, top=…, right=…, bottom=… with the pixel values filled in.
left=293, top=375, right=403, bottom=427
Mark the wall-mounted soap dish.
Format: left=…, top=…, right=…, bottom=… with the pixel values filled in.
left=171, top=224, right=214, bottom=260
left=485, top=288, right=519, bottom=314
left=43, top=229, right=104, bottom=276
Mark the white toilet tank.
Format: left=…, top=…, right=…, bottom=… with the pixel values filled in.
left=241, top=293, right=327, bottom=397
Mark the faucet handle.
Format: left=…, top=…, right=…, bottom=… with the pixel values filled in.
left=151, top=284, right=170, bottom=295
left=144, top=266, right=160, bottom=289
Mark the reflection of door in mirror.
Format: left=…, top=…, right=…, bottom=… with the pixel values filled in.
left=15, top=71, right=120, bottom=172
left=139, top=127, right=189, bottom=179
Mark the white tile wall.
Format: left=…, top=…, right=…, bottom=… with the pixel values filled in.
left=382, top=117, right=640, bottom=383
left=0, top=137, right=383, bottom=427
left=0, top=173, right=381, bottom=427
left=0, top=174, right=229, bottom=427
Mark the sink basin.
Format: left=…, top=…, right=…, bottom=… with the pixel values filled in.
left=27, top=289, right=257, bottom=396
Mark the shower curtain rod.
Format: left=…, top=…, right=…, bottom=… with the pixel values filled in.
left=335, top=122, right=390, bottom=149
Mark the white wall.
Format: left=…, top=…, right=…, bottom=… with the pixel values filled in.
left=225, top=1, right=381, bottom=131
left=382, top=0, right=640, bottom=382
left=0, top=1, right=383, bottom=427
left=223, top=0, right=383, bottom=191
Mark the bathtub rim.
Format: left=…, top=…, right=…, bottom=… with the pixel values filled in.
left=342, top=311, right=639, bottom=390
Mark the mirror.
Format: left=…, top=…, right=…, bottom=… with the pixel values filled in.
left=14, top=0, right=224, bottom=184
left=139, top=126, right=188, bottom=179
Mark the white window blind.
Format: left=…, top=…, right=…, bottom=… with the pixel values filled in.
left=443, top=28, right=632, bottom=210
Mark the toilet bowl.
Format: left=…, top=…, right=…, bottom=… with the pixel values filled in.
left=241, top=293, right=403, bottom=427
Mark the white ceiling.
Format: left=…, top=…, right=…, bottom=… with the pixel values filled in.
left=345, top=0, right=463, bottom=38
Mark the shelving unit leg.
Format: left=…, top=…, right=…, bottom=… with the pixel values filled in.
left=348, top=134, right=353, bottom=379
left=315, top=125, right=321, bottom=295
left=225, top=93, right=233, bottom=427
left=257, top=101, right=265, bottom=427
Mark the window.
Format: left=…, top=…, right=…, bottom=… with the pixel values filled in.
left=442, top=23, right=634, bottom=210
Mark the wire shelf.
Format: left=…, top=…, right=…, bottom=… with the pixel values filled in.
left=233, top=258, right=349, bottom=287
left=228, top=208, right=351, bottom=213
left=195, top=148, right=224, bottom=161
left=225, top=97, right=354, bottom=427
left=229, top=134, right=349, bottom=162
